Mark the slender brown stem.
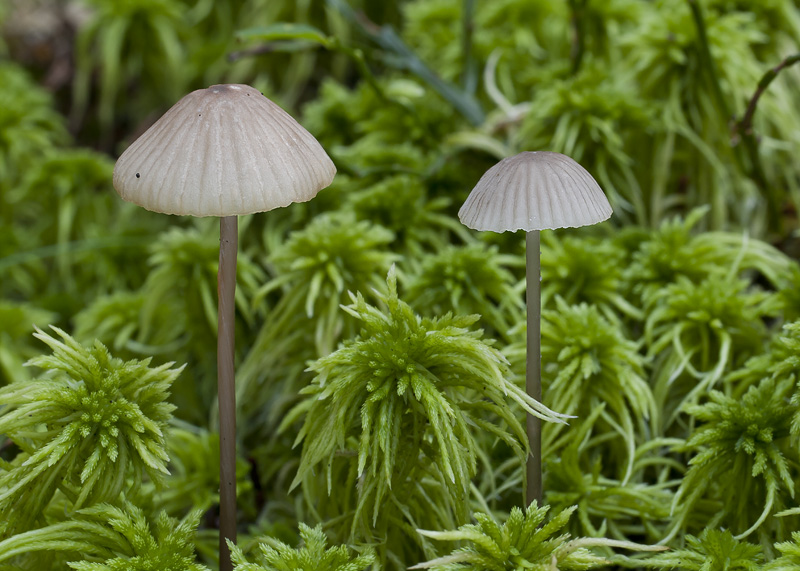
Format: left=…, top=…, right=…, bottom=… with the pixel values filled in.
left=218, top=215, right=238, bottom=571
left=737, top=54, right=800, bottom=138
left=525, top=230, right=542, bottom=507
left=734, top=54, right=800, bottom=230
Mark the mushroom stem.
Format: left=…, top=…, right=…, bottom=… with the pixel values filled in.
left=525, top=229, right=542, bottom=507
left=217, top=215, right=238, bottom=571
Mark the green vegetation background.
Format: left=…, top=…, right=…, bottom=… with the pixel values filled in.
left=1, top=0, right=800, bottom=569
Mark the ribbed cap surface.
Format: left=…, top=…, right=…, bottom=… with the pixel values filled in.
left=113, top=84, right=336, bottom=217
left=458, top=151, right=612, bottom=232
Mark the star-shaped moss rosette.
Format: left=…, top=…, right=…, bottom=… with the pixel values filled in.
left=227, top=523, right=374, bottom=571
left=284, top=266, right=569, bottom=534
left=405, top=242, right=523, bottom=342
left=644, top=529, right=763, bottom=571
left=540, top=298, right=654, bottom=484
left=622, top=207, right=791, bottom=309
left=236, top=212, right=398, bottom=438
left=0, top=327, right=181, bottom=537
left=645, top=273, right=775, bottom=428
left=539, top=232, right=642, bottom=322
left=245, top=211, right=397, bottom=365
left=770, top=532, right=800, bottom=570
left=345, top=174, right=470, bottom=255
left=0, top=61, right=68, bottom=190
left=663, top=376, right=798, bottom=544
left=411, top=501, right=665, bottom=570
left=0, top=499, right=207, bottom=571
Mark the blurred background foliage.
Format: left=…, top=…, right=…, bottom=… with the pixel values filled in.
left=1, top=0, right=800, bottom=569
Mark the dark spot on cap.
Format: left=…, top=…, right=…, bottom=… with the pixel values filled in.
left=135, top=173, right=140, bottom=178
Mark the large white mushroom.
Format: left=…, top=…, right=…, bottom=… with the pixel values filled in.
left=459, top=151, right=611, bottom=506
left=113, top=84, right=335, bottom=571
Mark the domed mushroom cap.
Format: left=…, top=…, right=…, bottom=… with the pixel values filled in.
left=113, top=84, right=336, bottom=217
left=458, top=151, right=612, bottom=232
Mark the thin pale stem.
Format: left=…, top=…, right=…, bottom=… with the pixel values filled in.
left=525, top=230, right=542, bottom=507
left=218, top=215, right=238, bottom=571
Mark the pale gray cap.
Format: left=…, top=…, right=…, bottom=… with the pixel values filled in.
left=113, top=84, right=336, bottom=217
left=458, top=151, right=612, bottom=232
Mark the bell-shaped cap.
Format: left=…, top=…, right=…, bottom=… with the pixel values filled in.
left=113, top=84, right=336, bottom=217
left=458, top=151, right=612, bottom=232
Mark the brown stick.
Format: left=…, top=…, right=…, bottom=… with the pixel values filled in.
left=735, top=54, right=800, bottom=140
left=218, top=215, right=238, bottom=571
left=525, top=230, right=542, bottom=507
left=731, top=53, right=800, bottom=230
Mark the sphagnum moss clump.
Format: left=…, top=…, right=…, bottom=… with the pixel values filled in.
left=285, top=267, right=568, bottom=535
left=644, top=271, right=777, bottom=431
left=623, top=207, right=791, bottom=307
left=0, top=327, right=182, bottom=537
left=236, top=212, right=399, bottom=434
left=664, top=376, right=798, bottom=544
left=345, top=174, right=468, bottom=255
left=769, top=532, right=800, bottom=570
left=0, top=301, right=56, bottom=384
left=155, top=427, right=253, bottom=517
left=405, top=242, right=522, bottom=340
left=143, top=224, right=264, bottom=340
left=245, top=211, right=397, bottom=367
left=543, top=407, right=673, bottom=540
left=0, top=62, right=69, bottom=190
left=539, top=298, right=653, bottom=483
left=4, top=3, right=800, bottom=569
left=643, top=528, right=763, bottom=571
left=540, top=233, right=641, bottom=322
left=412, top=501, right=664, bottom=570
left=0, top=499, right=208, bottom=570
left=228, top=523, right=375, bottom=571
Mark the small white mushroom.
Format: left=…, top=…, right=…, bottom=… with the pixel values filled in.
left=458, top=151, right=611, bottom=506
left=112, top=84, right=335, bottom=571
left=458, top=151, right=611, bottom=232
left=113, top=83, right=335, bottom=216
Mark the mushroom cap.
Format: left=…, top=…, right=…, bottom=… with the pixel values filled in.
left=112, top=84, right=336, bottom=217
left=458, top=151, right=612, bottom=232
